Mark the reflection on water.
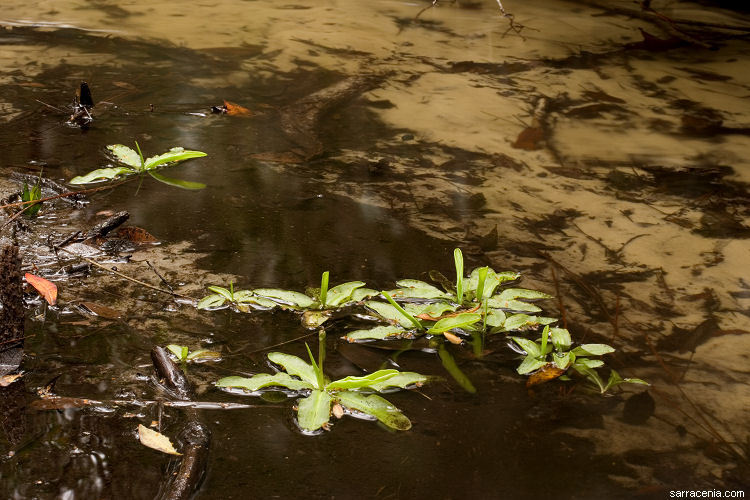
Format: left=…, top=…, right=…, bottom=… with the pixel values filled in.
left=1, top=0, right=749, bottom=497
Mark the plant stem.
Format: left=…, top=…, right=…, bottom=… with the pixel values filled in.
left=381, top=291, right=422, bottom=330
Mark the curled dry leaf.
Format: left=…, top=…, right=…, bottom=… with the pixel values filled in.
left=24, top=273, right=58, bottom=305
left=443, top=332, right=463, bottom=345
left=137, top=424, right=182, bottom=455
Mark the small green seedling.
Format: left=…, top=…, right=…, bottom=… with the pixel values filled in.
left=216, top=331, right=428, bottom=433
left=21, top=180, right=42, bottom=217
left=70, top=141, right=207, bottom=189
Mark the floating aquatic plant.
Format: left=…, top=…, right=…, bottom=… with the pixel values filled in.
left=216, top=332, right=428, bottom=433
left=69, top=141, right=207, bottom=189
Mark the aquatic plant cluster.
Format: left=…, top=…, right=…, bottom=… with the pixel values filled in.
left=197, top=249, right=646, bottom=433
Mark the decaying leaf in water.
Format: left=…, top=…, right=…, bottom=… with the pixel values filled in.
left=526, top=363, right=566, bottom=387
left=224, top=100, right=252, bottom=116
left=116, top=226, right=159, bottom=243
left=25, top=273, right=58, bottom=305
left=0, top=373, right=23, bottom=387
left=512, top=126, right=544, bottom=151
left=137, top=424, right=182, bottom=455
left=332, top=402, right=344, bottom=419
left=78, top=301, right=123, bottom=319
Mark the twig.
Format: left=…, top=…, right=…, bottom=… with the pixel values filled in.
left=0, top=182, right=126, bottom=211
left=244, top=331, right=318, bottom=355
left=146, top=260, right=174, bottom=293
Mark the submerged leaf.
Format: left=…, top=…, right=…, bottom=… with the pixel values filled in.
left=302, top=310, right=332, bottom=329
left=253, top=288, right=315, bottom=308
left=148, top=171, right=206, bottom=190
left=69, top=166, right=135, bottom=184
left=365, top=301, right=418, bottom=329
left=572, top=344, right=615, bottom=356
left=335, top=392, right=411, bottom=431
left=267, top=352, right=319, bottom=387
left=344, top=325, right=412, bottom=342
left=223, top=100, right=253, bottom=116
left=137, top=424, right=181, bottom=455
left=297, top=390, right=333, bottom=432
left=496, top=288, right=552, bottom=301
left=388, top=280, right=451, bottom=300
left=25, top=273, right=57, bottom=305
left=217, top=373, right=314, bottom=392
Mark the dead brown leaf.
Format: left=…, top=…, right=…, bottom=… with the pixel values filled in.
left=138, top=424, right=182, bottom=455
left=526, top=363, right=566, bottom=387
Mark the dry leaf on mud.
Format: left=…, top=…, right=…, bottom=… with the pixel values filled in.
left=25, top=273, right=57, bottom=305
left=137, top=424, right=182, bottom=455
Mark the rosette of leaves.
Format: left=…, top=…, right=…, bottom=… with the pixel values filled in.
left=21, top=180, right=42, bottom=217
left=511, top=326, right=648, bottom=392
left=344, top=249, right=556, bottom=342
left=70, top=142, right=207, bottom=189
left=216, top=333, right=428, bottom=433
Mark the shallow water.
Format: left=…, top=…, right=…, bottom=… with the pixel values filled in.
left=1, top=1, right=749, bottom=498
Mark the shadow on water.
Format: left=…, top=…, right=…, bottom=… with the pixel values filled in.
left=1, top=1, right=750, bottom=498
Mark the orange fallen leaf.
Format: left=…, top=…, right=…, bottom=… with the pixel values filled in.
left=512, top=126, right=544, bottom=150
left=526, top=363, right=566, bottom=388
left=224, top=100, right=252, bottom=116
left=25, top=273, right=57, bottom=305
left=0, top=373, right=23, bottom=387
left=116, top=226, right=158, bottom=243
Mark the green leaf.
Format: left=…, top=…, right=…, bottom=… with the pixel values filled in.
left=576, top=358, right=605, bottom=369
left=403, top=302, right=457, bottom=318
left=326, top=370, right=427, bottom=391
left=486, top=297, right=542, bottom=313
left=21, top=182, right=42, bottom=217
left=350, top=287, right=379, bottom=302
left=167, top=344, right=188, bottom=362
left=335, top=392, right=411, bottom=431
left=553, top=351, right=572, bottom=370
left=325, top=281, right=366, bottom=307
left=297, top=391, right=333, bottom=432
left=344, top=325, right=412, bottom=342
left=388, top=280, right=451, bottom=300
left=467, top=267, right=501, bottom=300
left=107, top=144, right=142, bottom=168
left=319, top=271, right=329, bottom=308
left=511, top=337, right=541, bottom=358
left=573, top=363, right=606, bottom=393
left=438, top=344, right=476, bottom=393
left=186, top=349, right=221, bottom=361
left=208, top=286, right=234, bottom=302
left=454, top=248, right=464, bottom=304
left=517, top=355, right=547, bottom=375
left=267, top=352, right=319, bottom=387
left=143, top=147, right=207, bottom=170
left=496, top=288, right=553, bottom=301
left=572, top=344, right=615, bottom=356
left=495, top=271, right=522, bottom=283
left=550, top=328, right=572, bottom=351
left=197, top=294, right=227, bottom=309
left=427, top=312, right=482, bottom=335
left=253, top=288, right=315, bottom=308
left=148, top=170, right=206, bottom=190
left=502, top=314, right=557, bottom=332
left=69, top=166, right=135, bottom=184
left=216, top=373, right=314, bottom=392
left=485, top=308, right=506, bottom=327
